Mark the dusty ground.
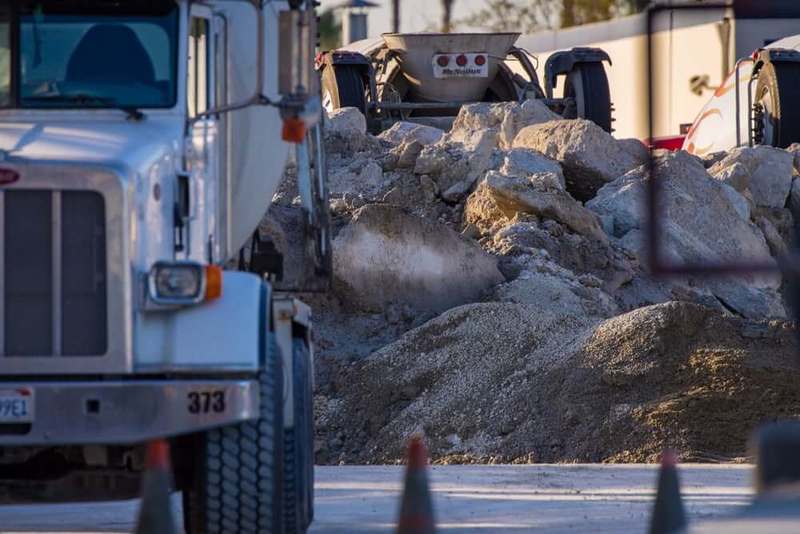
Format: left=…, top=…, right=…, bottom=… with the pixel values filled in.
left=0, top=464, right=753, bottom=533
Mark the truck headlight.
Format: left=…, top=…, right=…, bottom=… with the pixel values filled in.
left=148, top=261, right=206, bottom=305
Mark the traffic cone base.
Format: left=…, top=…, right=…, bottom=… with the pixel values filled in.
left=135, top=439, right=178, bottom=534
left=396, top=435, right=436, bottom=534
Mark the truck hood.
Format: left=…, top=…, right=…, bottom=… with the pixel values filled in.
left=0, top=115, right=184, bottom=176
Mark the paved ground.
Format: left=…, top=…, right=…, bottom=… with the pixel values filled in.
left=0, top=464, right=754, bottom=533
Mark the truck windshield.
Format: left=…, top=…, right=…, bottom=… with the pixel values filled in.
left=0, top=1, right=179, bottom=110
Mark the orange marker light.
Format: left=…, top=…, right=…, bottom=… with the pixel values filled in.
left=282, top=117, right=307, bottom=143
left=205, top=265, right=222, bottom=301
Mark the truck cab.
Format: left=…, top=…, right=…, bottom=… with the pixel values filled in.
left=0, top=1, right=321, bottom=532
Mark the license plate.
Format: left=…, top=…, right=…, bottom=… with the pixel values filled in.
left=432, top=53, right=489, bottom=79
left=0, top=389, right=34, bottom=423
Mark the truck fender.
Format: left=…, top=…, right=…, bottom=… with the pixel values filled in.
left=316, top=50, right=372, bottom=75
left=544, top=47, right=612, bottom=99
left=316, top=50, right=377, bottom=109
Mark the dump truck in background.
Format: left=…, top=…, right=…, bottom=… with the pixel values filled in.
left=0, top=1, right=325, bottom=533
left=317, top=32, right=615, bottom=133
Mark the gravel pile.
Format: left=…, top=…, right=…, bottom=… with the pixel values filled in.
left=271, top=103, right=800, bottom=464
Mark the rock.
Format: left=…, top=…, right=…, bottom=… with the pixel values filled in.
left=756, top=215, right=788, bottom=257
left=450, top=100, right=559, bottom=149
left=414, top=130, right=499, bottom=202
left=328, top=159, right=389, bottom=201
left=513, top=119, right=646, bottom=201
left=395, top=140, right=424, bottom=168
left=499, top=148, right=565, bottom=189
left=701, top=151, right=728, bottom=169
left=719, top=183, right=751, bottom=221
left=617, top=138, right=649, bottom=164
left=466, top=171, right=607, bottom=242
left=325, top=107, right=367, bottom=135
left=495, top=261, right=618, bottom=318
left=787, top=143, right=800, bottom=175
left=708, top=146, right=793, bottom=208
left=486, top=219, right=635, bottom=293
left=587, top=150, right=782, bottom=317
left=588, top=151, right=772, bottom=271
left=708, top=161, right=750, bottom=192
left=789, top=176, right=800, bottom=216
left=332, top=204, right=504, bottom=313
left=379, top=121, right=444, bottom=146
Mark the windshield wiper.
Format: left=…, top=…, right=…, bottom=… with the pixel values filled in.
left=23, top=94, right=145, bottom=122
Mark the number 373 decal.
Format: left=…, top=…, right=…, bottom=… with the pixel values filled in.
left=187, top=390, right=226, bottom=414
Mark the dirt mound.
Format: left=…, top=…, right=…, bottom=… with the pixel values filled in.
left=317, top=302, right=800, bottom=464
left=292, top=104, right=800, bottom=466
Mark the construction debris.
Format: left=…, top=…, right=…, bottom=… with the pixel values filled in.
left=282, top=103, right=800, bottom=465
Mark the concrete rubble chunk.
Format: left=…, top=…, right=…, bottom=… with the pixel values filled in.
left=499, top=148, right=565, bottom=190
left=708, top=146, right=793, bottom=208
left=325, top=107, right=367, bottom=136
left=587, top=150, right=783, bottom=317
left=787, top=143, right=800, bottom=175
left=450, top=100, right=559, bottom=149
left=414, top=129, right=499, bottom=202
left=790, top=176, right=800, bottom=216
left=466, top=171, right=607, bottom=243
left=379, top=121, right=444, bottom=146
left=513, top=119, right=646, bottom=201
left=332, top=204, right=504, bottom=313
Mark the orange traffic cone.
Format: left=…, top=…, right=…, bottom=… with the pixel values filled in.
left=134, top=439, right=178, bottom=534
left=649, top=449, right=687, bottom=534
left=396, top=435, right=436, bottom=534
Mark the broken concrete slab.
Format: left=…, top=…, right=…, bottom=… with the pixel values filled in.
left=449, top=100, right=560, bottom=149
left=466, top=171, right=607, bottom=242
left=708, top=146, right=793, bottom=208
left=379, top=121, right=444, bottom=146
left=325, top=106, right=367, bottom=135
left=332, top=204, right=504, bottom=313
left=513, top=119, right=646, bottom=201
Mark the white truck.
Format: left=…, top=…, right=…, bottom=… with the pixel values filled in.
left=0, top=1, right=325, bottom=533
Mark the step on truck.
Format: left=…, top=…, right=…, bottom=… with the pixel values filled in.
left=0, top=1, right=327, bottom=533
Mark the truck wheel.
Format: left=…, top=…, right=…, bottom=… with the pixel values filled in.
left=753, top=61, right=800, bottom=148
left=183, top=337, right=284, bottom=534
left=564, top=62, right=612, bottom=133
left=321, top=65, right=367, bottom=114
left=283, top=338, right=314, bottom=533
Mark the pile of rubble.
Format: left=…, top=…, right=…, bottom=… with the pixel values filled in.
left=271, top=101, right=800, bottom=464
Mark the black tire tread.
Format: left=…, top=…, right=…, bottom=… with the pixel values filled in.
left=755, top=61, right=800, bottom=148
left=322, top=65, right=367, bottom=114
left=283, top=338, right=314, bottom=534
left=565, top=62, right=612, bottom=133
left=183, top=336, right=284, bottom=534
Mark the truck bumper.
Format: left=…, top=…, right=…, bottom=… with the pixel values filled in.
left=0, top=379, right=259, bottom=445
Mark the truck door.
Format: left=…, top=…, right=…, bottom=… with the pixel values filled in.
left=186, top=5, right=219, bottom=263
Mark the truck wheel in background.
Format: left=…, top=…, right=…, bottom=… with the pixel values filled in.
left=753, top=61, right=800, bottom=148
left=183, top=337, right=285, bottom=534
left=563, top=62, right=613, bottom=133
left=283, top=338, right=314, bottom=534
left=321, top=65, right=367, bottom=114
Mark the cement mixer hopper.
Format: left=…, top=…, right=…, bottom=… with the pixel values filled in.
left=380, top=32, right=520, bottom=102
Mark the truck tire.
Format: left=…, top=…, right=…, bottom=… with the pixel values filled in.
left=321, top=65, right=367, bottom=114
left=564, top=62, right=612, bottom=133
left=753, top=61, right=800, bottom=148
left=183, top=337, right=285, bottom=534
left=283, top=338, right=314, bottom=533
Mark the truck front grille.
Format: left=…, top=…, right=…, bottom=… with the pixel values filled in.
left=2, top=190, right=107, bottom=356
